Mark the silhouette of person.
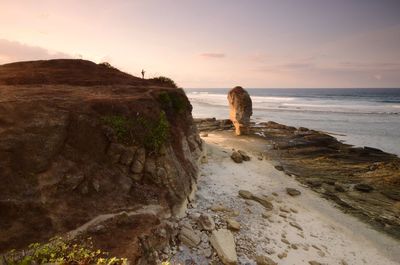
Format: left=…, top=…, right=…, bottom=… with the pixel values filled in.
left=141, top=69, right=145, bottom=79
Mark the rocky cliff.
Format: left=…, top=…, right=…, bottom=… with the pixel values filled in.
left=0, top=59, right=203, bottom=262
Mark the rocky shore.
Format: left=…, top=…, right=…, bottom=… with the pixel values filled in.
left=194, top=118, right=400, bottom=241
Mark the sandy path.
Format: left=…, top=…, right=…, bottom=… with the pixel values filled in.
left=185, top=132, right=400, bottom=265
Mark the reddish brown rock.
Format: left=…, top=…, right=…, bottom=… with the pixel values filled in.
left=0, top=59, right=202, bottom=262
left=227, top=86, right=252, bottom=135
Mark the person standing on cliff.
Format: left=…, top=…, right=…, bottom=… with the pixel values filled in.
left=141, top=69, right=145, bottom=79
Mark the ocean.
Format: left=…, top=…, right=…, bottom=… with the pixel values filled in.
left=185, top=88, right=400, bottom=156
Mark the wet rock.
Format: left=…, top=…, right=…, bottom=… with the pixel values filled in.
left=226, top=219, right=241, bottom=231
left=228, top=86, right=252, bottom=136
left=231, top=151, right=243, bottom=163
left=381, top=190, right=400, bottom=201
left=209, top=229, right=238, bottom=265
left=198, top=213, right=216, bottom=231
left=286, top=188, right=301, bottom=196
left=334, top=183, right=346, bottom=192
left=354, top=183, right=374, bottom=192
left=239, top=190, right=253, bottom=199
left=255, top=255, right=277, bottom=265
left=306, top=178, right=323, bottom=188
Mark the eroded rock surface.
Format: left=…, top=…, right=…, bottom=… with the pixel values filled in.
left=0, top=59, right=203, bottom=263
left=227, top=86, right=252, bottom=135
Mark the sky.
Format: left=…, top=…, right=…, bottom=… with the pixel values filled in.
left=1, top=0, right=400, bottom=88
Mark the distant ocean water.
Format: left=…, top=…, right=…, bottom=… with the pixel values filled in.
left=185, top=88, right=400, bottom=156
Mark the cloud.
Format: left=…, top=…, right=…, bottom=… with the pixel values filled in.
left=0, top=39, right=71, bottom=64
left=200, top=52, right=226, bottom=59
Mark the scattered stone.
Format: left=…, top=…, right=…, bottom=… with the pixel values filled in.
left=261, top=212, right=272, bottom=219
left=277, top=252, right=287, bottom=259
left=238, top=150, right=251, bottom=161
left=291, top=244, right=298, bottom=250
left=279, top=206, right=290, bottom=213
left=198, top=213, right=216, bottom=231
left=286, top=188, right=301, bottom=196
left=312, top=244, right=321, bottom=251
left=281, top=238, right=290, bottom=245
left=341, top=260, right=349, bottom=265
left=354, top=183, right=374, bottom=192
left=202, top=248, right=213, bottom=258
left=251, top=194, right=274, bottom=210
left=279, top=213, right=287, bottom=219
left=179, top=225, right=201, bottom=247
left=289, top=221, right=303, bottom=231
left=209, top=229, right=238, bottom=265
left=309, top=261, right=322, bottom=265
left=245, top=200, right=254, bottom=206
left=226, top=219, right=241, bottom=231
left=290, top=208, right=298, bottom=213
left=238, top=190, right=253, bottom=199
left=274, top=165, right=284, bottom=171
left=200, top=133, right=209, bottom=137
left=231, top=151, right=243, bottom=163
left=272, top=192, right=278, bottom=197
left=255, top=255, right=277, bottom=265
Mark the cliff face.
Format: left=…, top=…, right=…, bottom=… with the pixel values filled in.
left=0, top=60, right=202, bottom=259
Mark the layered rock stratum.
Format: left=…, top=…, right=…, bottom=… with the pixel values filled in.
left=0, top=59, right=202, bottom=263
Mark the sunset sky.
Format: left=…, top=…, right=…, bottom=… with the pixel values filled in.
left=1, top=0, right=400, bottom=88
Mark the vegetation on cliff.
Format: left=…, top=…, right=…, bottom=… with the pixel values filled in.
left=4, top=237, right=127, bottom=265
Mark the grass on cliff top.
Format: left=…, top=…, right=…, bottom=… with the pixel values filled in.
left=4, top=237, right=127, bottom=265
left=101, top=111, right=169, bottom=151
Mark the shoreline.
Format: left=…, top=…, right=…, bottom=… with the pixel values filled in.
left=193, top=118, right=400, bottom=241
left=171, top=131, right=400, bottom=264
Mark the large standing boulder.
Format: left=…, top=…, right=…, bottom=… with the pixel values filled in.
left=227, top=86, right=252, bottom=135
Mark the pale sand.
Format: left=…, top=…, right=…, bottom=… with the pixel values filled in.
left=195, top=131, right=400, bottom=265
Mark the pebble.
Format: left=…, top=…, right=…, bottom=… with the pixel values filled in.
left=289, top=221, right=303, bottom=231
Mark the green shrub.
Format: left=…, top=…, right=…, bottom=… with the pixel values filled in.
left=158, top=92, right=187, bottom=114
left=151, top=76, right=177, bottom=88
left=101, top=112, right=169, bottom=152
left=4, top=237, right=127, bottom=265
left=141, top=111, right=169, bottom=151
left=101, top=115, right=132, bottom=143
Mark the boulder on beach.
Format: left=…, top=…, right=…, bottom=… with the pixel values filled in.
left=227, top=86, right=252, bottom=135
